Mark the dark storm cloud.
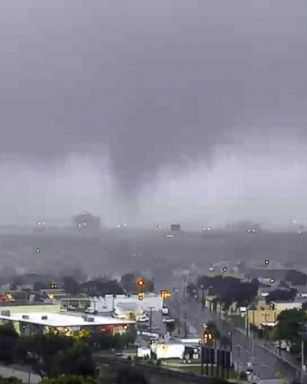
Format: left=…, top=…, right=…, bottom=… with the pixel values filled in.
left=0, top=0, right=307, bottom=227
left=1, top=0, right=307, bottom=187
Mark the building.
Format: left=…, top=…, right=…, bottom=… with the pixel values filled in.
left=270, top=301, right=302, bottom=312
left=247, top=301, right=303, bottom=328
left=170, top=224, right=181, bottom=232
left=0, top=311, right=135, bottom=337
left=72, top=212, right=101, bottom=233
left=86, top=293, right=163, bottom=315
left=0, top=303, right=61, bottom=314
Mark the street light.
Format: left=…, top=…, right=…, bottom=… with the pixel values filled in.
left=228, top=331, right=233, bottom=352
left=200, top=284, right=205, bottom=310
left=173, top=288, right=181, bottom=336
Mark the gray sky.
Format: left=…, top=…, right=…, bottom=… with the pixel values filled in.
left=0, top=0, right=307, bottom=228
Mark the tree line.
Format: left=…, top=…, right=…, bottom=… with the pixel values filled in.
left=0, top=323, right=136, bottom=380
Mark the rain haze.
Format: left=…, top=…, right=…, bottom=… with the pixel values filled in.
left=0, top=0, right=307, bottom=229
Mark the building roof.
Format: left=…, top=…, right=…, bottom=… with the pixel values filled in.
left=247, top=268, right=288, bottom=280
left=0, top=312, right=135, bottom=327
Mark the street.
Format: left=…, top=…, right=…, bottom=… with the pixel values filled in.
left=167, top=294, right=300, bottom=382
left=154, top=273, right=301, bottom=382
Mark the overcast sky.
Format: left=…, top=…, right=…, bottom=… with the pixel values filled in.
left=0, top=0, right=307, bottom=228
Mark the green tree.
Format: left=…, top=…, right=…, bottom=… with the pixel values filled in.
left=0, top=376, right=23, bottom=384
left=40, top=375, right=96, bottom=384
left=0, top=323, right=19, bottom=364
left=50, top=343, right=95, bottom=377
left=206, top=321, right=221, bottom=340
left=62, top=277, right=80, bottom=296
left=285, top=270, right=307, bottom=286
left=115, top=368, right=149, bottom=384
left=186, top=283, right=198, bottom=298
left=266, top=288, right=297, bottom=303
left=275, top=309, right=305, bottom=345
left=120, top=273, right=135, bottom=293
left=120, top=273, right=154, bottom=294
left=33, top=281, right=48, bottom=291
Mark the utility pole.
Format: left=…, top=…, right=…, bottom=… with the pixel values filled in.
left=201, top=346, right=204, bottom=375
left=236, top=345, right=241, bottom=379
left=149, top=307, right=154, bottom=333
left=301, top=340, right=305, bottom=384
left=200, top=284, right=205, bottom=310
left=252, top=309, right=255, bottom=340
left=251, top=334, right=255, bottom=382
left=177, top=300, right=181, bottom=336
left=184, top=312, right=188, bottom=338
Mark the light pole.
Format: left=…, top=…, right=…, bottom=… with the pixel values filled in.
left=184, top=312, right=188, bottom=338
left=301, top=340, right=305, bottom=384
left=173, top=288, right=181, bottom=336
left=235, top=345, right=241, bottom=379
left=200, top=284, right=205, bottom=310
left=149, top=306, right=154, bottom=333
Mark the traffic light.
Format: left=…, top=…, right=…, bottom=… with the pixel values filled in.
left=203, top=330, right=213, bottom=344
left=138, top=293, right=144, bottom=300
left=160, top=289, right=171, bottom=299
left=137, top=279, right=145, bottom=288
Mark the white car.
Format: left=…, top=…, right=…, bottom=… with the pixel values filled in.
left=161, top=307, right=169, bottom=315
left=85, top=307, right=97, bottom=314
left=136, top=313, right=149, bottom=322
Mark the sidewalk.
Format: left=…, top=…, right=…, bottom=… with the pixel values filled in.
left=0, top=364, right=41, bottom=384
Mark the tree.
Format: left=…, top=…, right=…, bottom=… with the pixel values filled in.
left=120, top=273, right=135, bottom=293
left=81, top=279, right=123, bottom=297
left=266, top=288, right=297, bottom=303
left=62, top=277, right=80, bottom=296
left=0, top=323, right=19, bottom=364
left=15, top=334, right=74, bottom=377
left=115, top=368, right=149, bottom=384
left=40, top=375, right=96, bottom=384
left=33, top=281, right=48, bottom=291
left=285, top=270, right=307, bottom=286
left=120, top=273, right=154, bottom=294
left=50, top=343, right=95, bottom=377
left=0, top=376, right=23, bottom=384
left=186, top=283, right=198, bottom=298
left=275, top=309, right=305, bottom=345
left=206, top=321, right=221, bottom=340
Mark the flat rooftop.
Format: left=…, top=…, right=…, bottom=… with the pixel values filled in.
left=0, top=312, right=135, bottom=327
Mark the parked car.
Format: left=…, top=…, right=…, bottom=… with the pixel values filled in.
left=161, top=306, right=169, bottom=315
left=136, top=313, right=149, bottom=322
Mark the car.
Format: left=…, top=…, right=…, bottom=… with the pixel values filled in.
left=136, top=313, right=149, bottom=322
left=162, top=317, right=175, bottom=323
left=85, top=307, right=97, bottom=314
left=161, top=307, right=169, bottom=315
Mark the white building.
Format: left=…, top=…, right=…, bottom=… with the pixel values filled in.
left=87, top=293, right=163, bottom=314
left=0, top=311, right=135, bottom=336
left=271, top=301, right=302, bottom=311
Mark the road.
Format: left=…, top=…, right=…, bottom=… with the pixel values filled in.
left=167, top=294, right=301, bottom=382
left=155, top=275, right=301, bottom=382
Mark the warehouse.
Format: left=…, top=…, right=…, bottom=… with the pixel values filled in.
left=0, top=311, right=135, bottom=337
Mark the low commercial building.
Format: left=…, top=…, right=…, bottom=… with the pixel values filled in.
left=0, top=311, right=135, bottom=337
left=151, top=340, right=185, bottom=360
left=0, top=303, right=61, bottom=314
left=247, top=301, right=302, bottom=328
left=86, top=293, right=163, bottom=314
